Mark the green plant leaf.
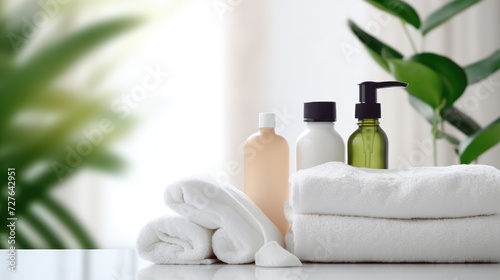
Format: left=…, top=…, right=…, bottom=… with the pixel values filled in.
left=12, top=231, right=37, bottom=249
left=441, top=106, right=482, bottom=136
left=0, top=51, right=12, bottom=77
left=1, top=173, right=61, bottom=223
left=85, top=151, right=124, bottom=173
left=3, top=147, right=106, bottom=238
left=3, top=100, right=109, bottom=169
left=22, top=89, right=110, bottom=109
left=463, top=50, right=500, bottom=84
left=387, top=58, right=444, bottom=108
left=411, top=95, right=482, bottom=136
left=409, top=53, right=467, bottom=108
left=6, top=120, right=130, bottom=226
left=409, top=95, right=471, bottom=147
left=0, top=16, right=142, bottom=122
left=348, top=19, right=403, bottom=72
left=23, top=209, right=67, bottom=248
left=421, top=0, right=482, bottom=35
left=436, top=130, right=460, bottom=146
left=408, top=95, right=434, bottom=123
left=459, top=117, right=500, bottom=163
left=0, top=0, right=41, bottom=54
left=364, top=0, right=421, bottom=28
left=365, top=49, right=392, bottom=72
left=40, top=195, right=97, bottom=248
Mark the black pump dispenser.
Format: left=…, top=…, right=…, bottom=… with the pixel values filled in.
left=355, top=81, right=408, bottom=119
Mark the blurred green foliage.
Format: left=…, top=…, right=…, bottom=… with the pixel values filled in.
left=348, top=0, right=500, bottom=165
left=0, top=0, right=141, bottom=248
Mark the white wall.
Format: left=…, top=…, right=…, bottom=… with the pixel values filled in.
left=225, top=0, right=371, bottom=188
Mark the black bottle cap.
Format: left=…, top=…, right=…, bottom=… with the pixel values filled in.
left=304, top=102, right=336, bottom=122
left=355, top=81, right=408, bottom=119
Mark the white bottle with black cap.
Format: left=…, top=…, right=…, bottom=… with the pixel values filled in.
left=296, top=102, right=345, bottom=171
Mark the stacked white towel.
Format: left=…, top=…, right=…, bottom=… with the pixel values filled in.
left=137, top=174, right=301, bottom=266
left=286, top=162, right=500, bottom=263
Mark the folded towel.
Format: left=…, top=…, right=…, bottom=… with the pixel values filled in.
left=291, top=162, right=500, bottom=218
left=136, top=215, right=218, bottom=264
left=286, top=214, right=500, bottom=263
left=164, top=174, right=284, bottom=264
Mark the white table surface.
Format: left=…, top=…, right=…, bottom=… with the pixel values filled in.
left=2, top=250, right=499, bottom=280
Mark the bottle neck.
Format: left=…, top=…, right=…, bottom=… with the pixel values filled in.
left=305, top=122, right=335, bottom=129
left=357, top=119, right=379, bottom=126
left=259, top=127, right=276, bottom=133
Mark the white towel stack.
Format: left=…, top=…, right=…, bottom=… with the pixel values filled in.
left=136, top=174, right=301, bottom=266
left=286, top=162, right=500, bottom=263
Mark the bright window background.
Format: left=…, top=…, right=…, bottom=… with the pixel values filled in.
left=51, top=0, right=226, bottom=247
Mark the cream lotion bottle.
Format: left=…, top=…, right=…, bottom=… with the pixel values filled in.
left=244, top=113, right=290, bottom=236
left=296, top=102, right=345, bottom=171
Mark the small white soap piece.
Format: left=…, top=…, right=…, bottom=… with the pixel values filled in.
left=255, top=241, right=302, bottom=267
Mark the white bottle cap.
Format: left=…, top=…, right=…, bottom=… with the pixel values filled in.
left=259, top=112, right=276, bottom=128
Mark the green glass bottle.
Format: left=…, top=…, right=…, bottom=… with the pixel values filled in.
left=347, top=81, right=407, bottom=169
left=348, top=119, right=388, bottom=168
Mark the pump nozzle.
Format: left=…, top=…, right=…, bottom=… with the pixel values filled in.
left=355, top=81, right=408, bottom=119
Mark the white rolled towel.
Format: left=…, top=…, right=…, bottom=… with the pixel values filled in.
left=136, top=215, right=218, bottom=264
left=291, top=162, right=500, bottom=218
left=286, top=214, right=500, bottom=263
left=164, top=174, right=284, bottom=264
